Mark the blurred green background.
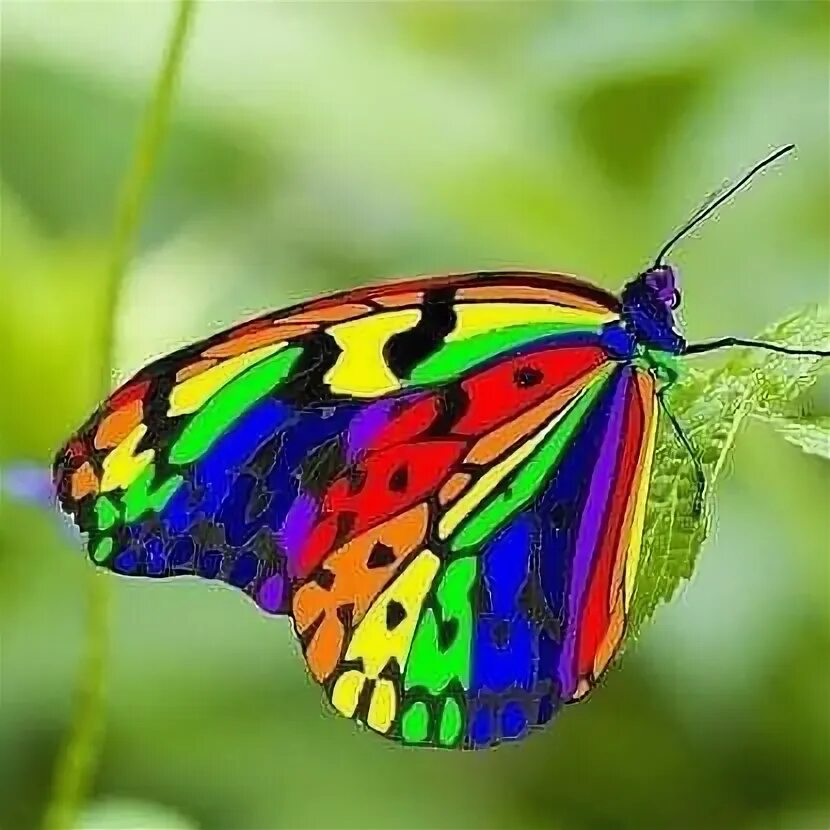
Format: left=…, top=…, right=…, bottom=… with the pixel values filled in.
left=1, top=2, right=828, bottom=829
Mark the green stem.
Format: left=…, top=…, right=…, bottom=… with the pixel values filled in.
left=40, top=573, right=110, bottom=830
left=41, top=3, right=198, bottom=829
left=99, top=0, right=198, bottom=383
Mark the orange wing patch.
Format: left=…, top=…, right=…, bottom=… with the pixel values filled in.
left=204, top=328, right=289, bottom=359
left=285, top=302, right=373, bottom=325
left=455, top=284, right=611, bottom=314
left=438, top=473, right=472, bottom=506
left=94, top=399, right=144, bottom=450
left=203, top=323, right=318, bottom=358
left=175, top=359, right=218, bottom=382
left=373, top=291, right=425, bottom=308
left=293, top=504, right=430, bottom=682
left=70, top=462, right=99, bottom=500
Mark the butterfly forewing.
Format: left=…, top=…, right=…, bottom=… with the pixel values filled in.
left=53, top=271, right=656, bottom=748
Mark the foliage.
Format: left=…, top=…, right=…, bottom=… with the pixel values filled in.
left=630, top=307, right=830, bottom=638
left=763, top=412, right=830, bottom=459
left=1, top=4, right=828, bottom=830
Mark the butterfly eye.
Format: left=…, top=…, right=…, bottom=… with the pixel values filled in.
left=669, top=289, right=681, bottom=310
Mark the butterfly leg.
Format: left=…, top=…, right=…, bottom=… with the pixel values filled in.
left=684, top=337, right=830, bottom=358
left=656, top=385, right=706, bottom=517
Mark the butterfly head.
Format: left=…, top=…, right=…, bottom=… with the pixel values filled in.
left=642, top=264, right=681, bottom=309
left=619, top=265, right=686, bottom=356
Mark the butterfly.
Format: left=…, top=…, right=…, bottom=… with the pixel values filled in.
left=53, top=145, right=829, bottom=749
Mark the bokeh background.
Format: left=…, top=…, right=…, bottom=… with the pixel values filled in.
left=1, top=3, right=828, bottom=829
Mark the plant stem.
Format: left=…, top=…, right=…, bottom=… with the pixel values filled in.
left=40, top=573, right=110, bottom=830
left=41, top=3, right=198, bottom=829
left=99, top=0, right=198, bottom=384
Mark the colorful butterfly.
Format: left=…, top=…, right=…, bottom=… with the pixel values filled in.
left=53, top=146, right=829, bottom=749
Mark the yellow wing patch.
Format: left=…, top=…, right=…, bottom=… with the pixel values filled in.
left=447, top=301, right=615, bottom=341
left=623, top=374, right=658, bottom=610
left=324, top=309, right=422, bottom=397
left=330, top=549, right=440, bottom=733
left=100, top=424, right=154, bottom=493
left=167, top=342, right=286, bottom=417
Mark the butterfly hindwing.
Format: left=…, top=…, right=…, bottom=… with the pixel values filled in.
left=289, top=339, right=649, bottom=747
left=431, top=368, right=657, bottom=748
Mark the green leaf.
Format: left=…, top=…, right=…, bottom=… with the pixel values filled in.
left=627, top=305, right=830, bottom=640
left=761, top=413, right=830, bottom=459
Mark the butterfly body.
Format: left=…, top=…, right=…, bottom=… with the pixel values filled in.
left=54, top=266, right=688, bottom=748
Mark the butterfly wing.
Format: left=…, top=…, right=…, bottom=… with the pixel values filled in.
left=53, top=271, right=618, bottom=615
left=290, top=351, right=658, bottom=749
left=466, top=368, right=658, bottom=746
left=54, top=270, right=658, bottom=748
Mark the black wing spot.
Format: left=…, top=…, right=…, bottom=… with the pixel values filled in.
left=438, top=617, right=459, bottom=651
left=492, top=620, right=510, bottom=649
left=300, top=438, right=346, bottom=497
left=384, top=287, right=457, bottom=379
left=345, top=466, right=367, bottom=496
left=367, top=542, right=396, bottom=569
left=549, top=500, right=576, bottom=530
left=313, top=568, right=335, bottom=591
left=278, top=330, right=341, bottom=407
left=514, top=366, right=544, bottom=388
left=389, top=464, right=409, bottom=493
left=386, top=600, right=407, bottom=630
left=428, top=386, right=469, bottom=437
left=334, top=512, right=357, bottom=547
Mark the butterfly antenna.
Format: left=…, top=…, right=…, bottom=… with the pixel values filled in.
left=653, top=144, right=796, bottom=268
